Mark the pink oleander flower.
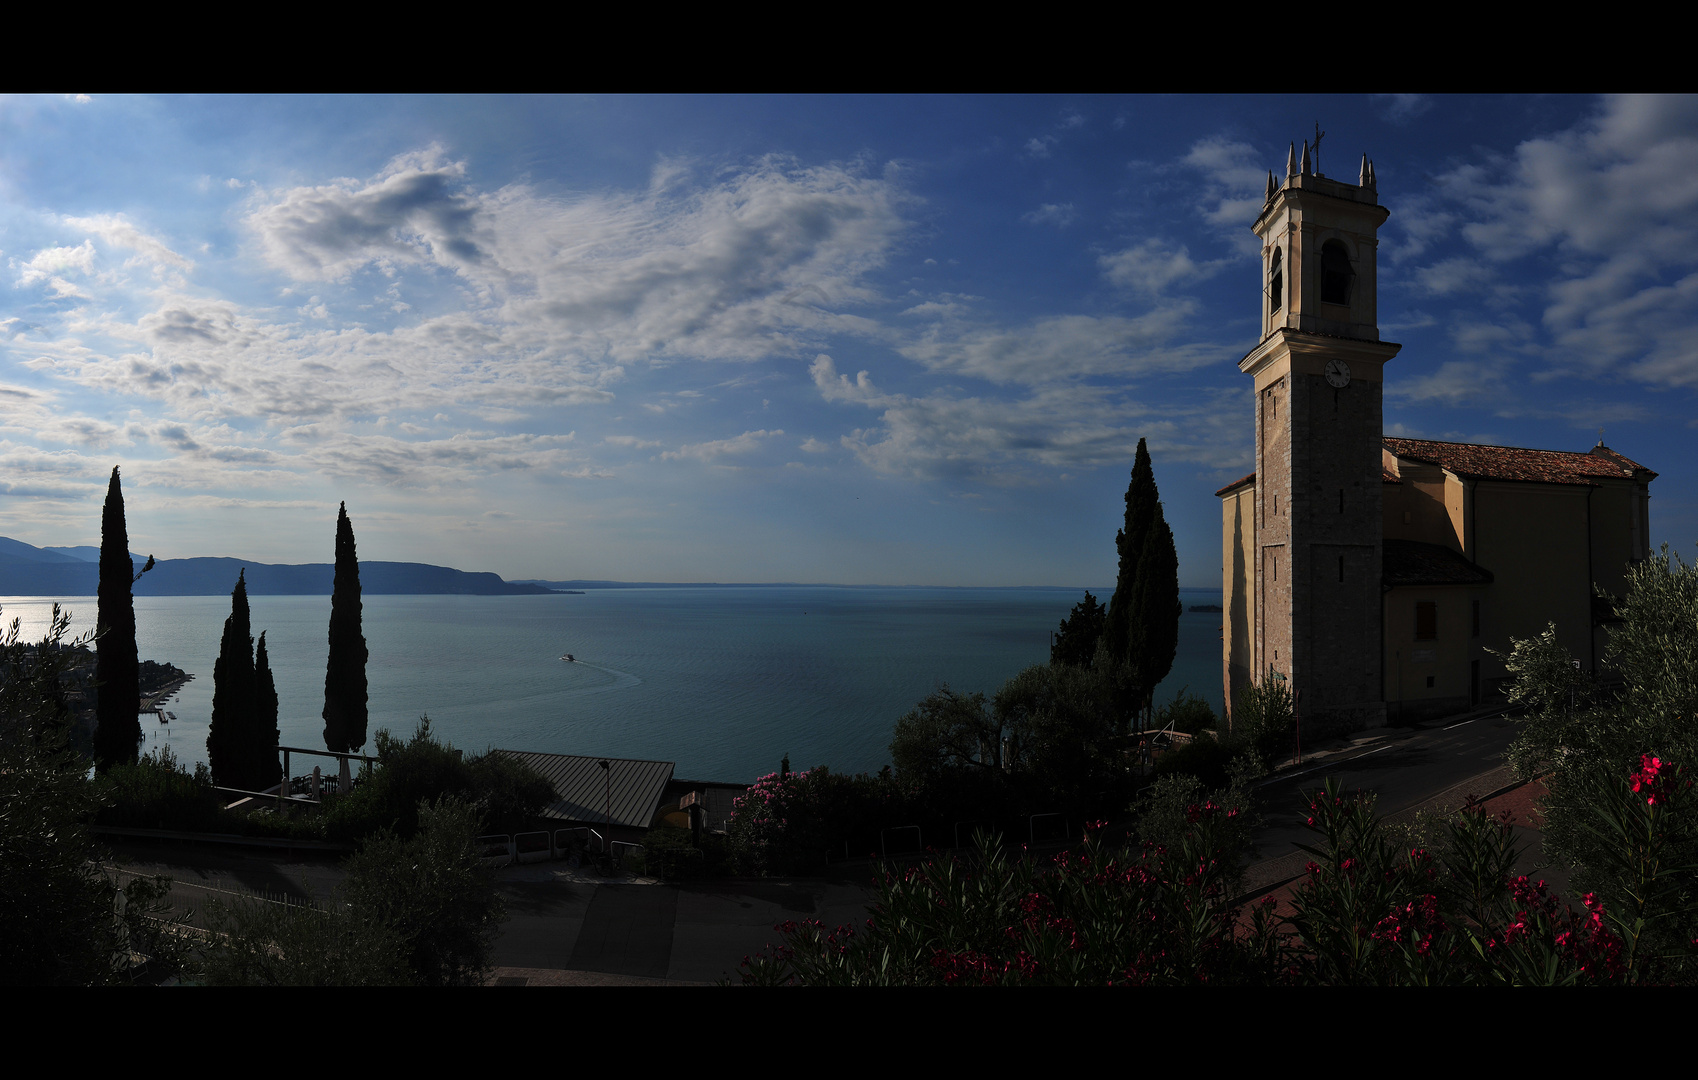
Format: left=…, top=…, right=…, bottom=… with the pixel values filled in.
left=1630, top=754, right=1675, bottom=806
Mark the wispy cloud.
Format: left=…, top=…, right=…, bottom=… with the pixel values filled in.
left=1022, top=203, right=1076, bottom=228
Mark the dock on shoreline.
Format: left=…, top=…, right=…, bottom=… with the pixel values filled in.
left=141, top=672, right=194, bottom=712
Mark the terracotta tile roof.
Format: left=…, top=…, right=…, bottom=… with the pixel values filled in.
left=1383, top=437, right=1656, bottom=485
left=1382, top=539, right=1495, bottom=588
left=1217, top=468, right=1400, bottom=496
left=1214, top=472, right=1256, bottom=497
left=1588, top=444, right=1659, bottom=480
left=1214, top=441, right=1652, bottom=498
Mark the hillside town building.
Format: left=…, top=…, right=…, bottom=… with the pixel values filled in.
left=1217, top=143, right=1656, bottom=729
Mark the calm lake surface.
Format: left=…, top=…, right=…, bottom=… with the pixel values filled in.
left=2, top=587, right=1226, bottom=783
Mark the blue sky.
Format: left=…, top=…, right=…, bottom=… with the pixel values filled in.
left=2, top=94, right=1693, bottom=587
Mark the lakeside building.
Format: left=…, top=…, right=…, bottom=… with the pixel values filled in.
left=1217, top=142, right=1657, bottom=729
left=491, top=749, right=744, bottom=847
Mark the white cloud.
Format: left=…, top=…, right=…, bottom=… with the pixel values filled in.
left=1022, top=203, right=1077, bottom=228
left=1416, top=96, right=1698, bottom=388
left=1409, top=256, right=1498, bottom=298
left=660, top=429, right=784, bottom=462
left=1375, top=94, right=1432, bottom=124
left=811, top=354, right=890, bottom=405
left=17, top=241, right=97, bottom=295
left=63, top=214, right=194, bottom=278
left=898, top=310, right=1216, bottom=385
left=246, top=148, right=913, bottom=369
left=809, top=355, right=1250, bottom=482
left=1182, top=135, right=1268, bottom=237
left=10, top=149, right=919, bottom=490
left=1099, top=239, right=1221, bottom=296
left=1388, top=357, right=1513, bottom=406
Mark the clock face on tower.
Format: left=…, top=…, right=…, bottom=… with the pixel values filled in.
left=1325, top=359, right=1352, bottom=388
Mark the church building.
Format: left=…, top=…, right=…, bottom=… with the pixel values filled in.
left=1217, top=141, right=1657, bottom=730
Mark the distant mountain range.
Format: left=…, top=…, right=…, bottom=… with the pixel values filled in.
left=0, top=537, right=553, bottom=596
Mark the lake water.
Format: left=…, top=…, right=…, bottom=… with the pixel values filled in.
left=1, top=587, right=1225, bottom=783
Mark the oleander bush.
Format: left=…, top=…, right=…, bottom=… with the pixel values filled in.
left=738, top=758, right=1698, bottom=986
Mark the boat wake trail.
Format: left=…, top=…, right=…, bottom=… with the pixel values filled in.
left=560, top=661, right=643, bottom=695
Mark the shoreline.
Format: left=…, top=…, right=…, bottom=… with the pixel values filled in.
left=141, top=672, right=194, bottom=712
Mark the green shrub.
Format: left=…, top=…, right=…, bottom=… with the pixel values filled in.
left=1232, top=673, right=1295, bottom=765
left=1154, top=686, right=1217, bottom=731
left=318, top=716, right=554, bottom=843
left=200, top=895, right=411, bottom=986
left=96, top=745, right=222, bottom=833
left=200, top=797, right=502, bottom=986
left=631, top=826, right=705, bottom=880
left=1149, top=734, right=1236, bottom=789
left=339, top=797, right=506, bottom=986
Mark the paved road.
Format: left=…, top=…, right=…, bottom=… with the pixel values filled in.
left=493, top=869, right=874, bottom=983
left=103, top=838, right=876, bottom=984
left=1242, top=709, right=1524, bottom=890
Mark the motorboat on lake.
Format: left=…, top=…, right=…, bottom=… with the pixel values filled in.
left=561, top=653, right=576, bottom=662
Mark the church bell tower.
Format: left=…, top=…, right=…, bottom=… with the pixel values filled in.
left=1241, top=139, right=1400, bottom=730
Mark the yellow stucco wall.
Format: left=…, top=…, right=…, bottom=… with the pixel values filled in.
left=1473, top=481, right=1594, bottom=673
left=1221, top=482, right=1256, bottom=726
left=1383, top=585, right=1487, bottom=723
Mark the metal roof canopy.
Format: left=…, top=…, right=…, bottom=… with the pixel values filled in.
left=492, top=750, right=675, bottom=830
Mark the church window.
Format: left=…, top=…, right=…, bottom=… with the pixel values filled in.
left=1321, top=240, right=1354, bottom=305
left=1338, top=488, right=1344, bottom=513
left=1425, top=675, right=1435, bottom=689
left=1472, top=599, right=1480, bottom=638
left=1415, top=601, right=1437, bottom=641
left=1338, top=555, right=1344, bottom=582
left=1269, top=247, right=1283, bottom=314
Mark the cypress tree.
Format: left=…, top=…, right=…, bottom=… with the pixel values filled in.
left=1127, top=505, right=1181, bottom=726
left=1103, top=439, right=1158, bottom=719
left=323, top=503, right=369, bottom=754
left=1105, top=440, right=1157, bottom=662
left=1102, top=439, right=1181, bottom=729
left=93, top=467, right=141, bottom=772
left=254, top=631, right=280, bottom=783
left=207, top=570, right=255, bottom=790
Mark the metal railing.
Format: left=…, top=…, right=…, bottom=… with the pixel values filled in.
left=514, top=831, right=552, bottom=863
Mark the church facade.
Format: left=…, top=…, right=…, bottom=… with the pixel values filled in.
left=1217, top=144, right=1657, bottom=731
